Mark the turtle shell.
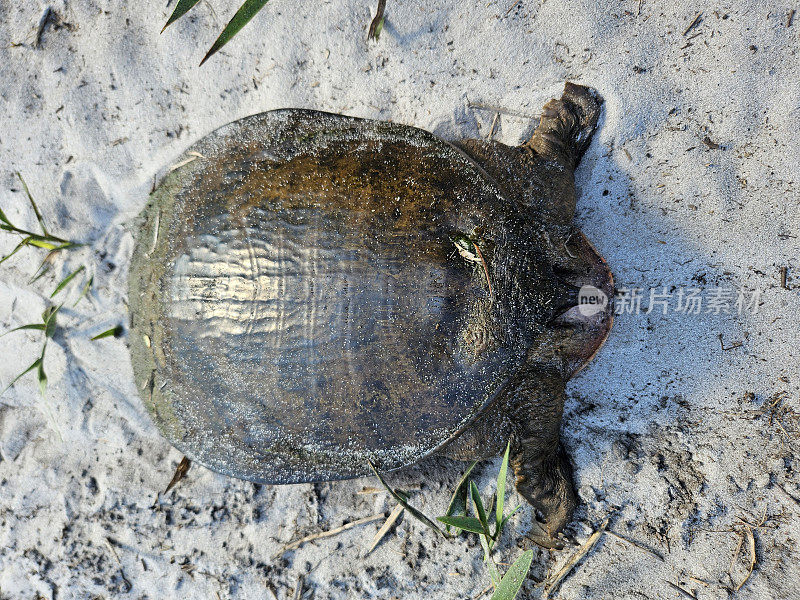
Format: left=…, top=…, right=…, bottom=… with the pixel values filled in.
left=128, top=110, right=545, bottom=484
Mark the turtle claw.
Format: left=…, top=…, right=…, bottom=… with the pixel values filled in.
left=528, top=519, right=565, bottom=550
left=512, top=441, right=577, bottom=547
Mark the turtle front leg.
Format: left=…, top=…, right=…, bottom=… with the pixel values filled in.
left=526, top=82, right=603, bottom=171
left=506, top=367, right=576, bottom=549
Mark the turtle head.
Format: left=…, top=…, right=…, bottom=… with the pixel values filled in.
left=452, top=224, right=613, bottom=375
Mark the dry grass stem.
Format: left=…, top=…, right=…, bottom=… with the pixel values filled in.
left=468, top=103, right=538, bottom=120
left=605, top=529, right=664, bottom=561
left=665, top=580, right=697, bottom=599
left=542, top=517, right=609, bottom=598
left=168, top=151, right=205, bottom=174
left=164, top=456, right=192, bottom=494
left=278, top=513, right=386, bottom=556
left=366, top=503, right=404, bottom=554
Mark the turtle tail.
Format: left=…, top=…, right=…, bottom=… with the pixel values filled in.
left=527, top=82, right=603, bottom=170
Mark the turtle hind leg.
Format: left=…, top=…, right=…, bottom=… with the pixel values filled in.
left=527, top=82, right=603, bottom=170
left=506, top=367, right=576, bottom=548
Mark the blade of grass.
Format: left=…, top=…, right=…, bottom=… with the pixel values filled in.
left=200, top=0, right=270, bottom=66
left=366, top=502, right=404, bottom=555
left=2, top=357, right=41, bottom=394
left=368, top=460, right=446, bottom=537
left=50, top=265, right=85, bottom=298
left=1, top=323, right=46, bottom=336
left=91, top=325, right=124, bottom=340
left=470, top=481, right=492, bottom=540
left=51, top=265, right=85, bottom=298
left=162, top=0, right=203, bottom=32
left=27, top=239, right=78, bottom=250
left=437, top=515, right=486, bottom=535
left=443, top=459, right=477, bottom=535
left=36, top=351, right=47, bottom=396
left=480, top=532, right=501, bottom=586
left=43, top=304, right=61, bottom=339
left=16, top=173, right=48, bottom=236
left=368, top=0, right=386, bottom=40
left=371, top=16, right=384, bottom=40
left=489, top=549, right=533, bottom=600
left=0, top=241, right=26, bottom=265
left=0, top=207, right=12, bottom=227
left=74, top=275, right=93, bottom=307
left=500, top=505, right=521, bottom=531
left=30, top=253, right=55, bottom=284
left=495, top=441, right=511, bottom=537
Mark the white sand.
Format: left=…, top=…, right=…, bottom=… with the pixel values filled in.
left=1, top=1, right=799, bottom=598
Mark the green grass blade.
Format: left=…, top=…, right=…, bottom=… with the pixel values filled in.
left=495, top=440, right=511, bottom=537
left=43, top=304, right=61, bottom=338
left=16, top=173, right=48, bottom=236
left=91, top=325, right=124, bottom=340
left=1, top=323, right=46, bottom=337
left=2, top=357, right=41, bottom=394
left=489, top=550, right=533, bottom=600
left=436, top=515, right=485, bottom=535
left=368, top=461, right=446, bottom=537
left=200, top=0, right=270, bottom=66
left=0, top=207, right=13, bottom=227
left=368, top=0, right=386, bottom=41
left=162, top=0, right=203, bottom=32
left=51, top=265, right=85, bottom=298
left=29, top=260, right=52, bottom=284
left=480, top=533, right=501, bottom=586
left=500, top=505, right=521, bottom=531
left=443, top=459, right=477, bottom=535
left=0, top=241, right=27, bottom=265
left=470, top=481, right=491, bottom=539
left=37, top=356, right=47, bottom=396
left=53, top=241, right=81, bottom=250
left=371, top=17, right=384, bottom=40
left=74, top=275, right=93, bottom=307
left=27, top=238, right=61, bottom=250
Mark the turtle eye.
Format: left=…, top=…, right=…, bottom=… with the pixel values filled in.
left=450, top=234, right=481, bottom=263
left=450, top=234, right=494, bottom=297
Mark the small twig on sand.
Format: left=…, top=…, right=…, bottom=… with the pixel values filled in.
left=666, top=580, right=697, bottom=599
left=605, top=529, right=664, bottom=561
left=368, top=0, right=387, bottom=41
left=683, top=12, right=702, bottom=36
left=366, top=503, right=404, bottom=554
left=733, top=526, right=757, bottom=591
left=486, top=112, right=500, bottom=141
left=780, top=266, right=788, bottom=289
left=542, top=517, right=609, bottom=598
left=717, top=334, right=742, bottom=351
left=35, top=7, right=53, bottom=48
left=726, top=510, right=762, bottom=592
left=468, top=102, right=539, bottom=120
left=358, top=485, right=420, bottom=494
left=775, top=483, right=800, bottom=509
left=168, top=151, right=205, bottom=174
left=505, top=0, right=522, bottom=16
left=787, top=9, right=795, bottom=27
left=277, top=513, right=386, bottom=556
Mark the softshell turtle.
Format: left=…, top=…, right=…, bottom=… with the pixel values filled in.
left=128, top=82, right=613, bottom=547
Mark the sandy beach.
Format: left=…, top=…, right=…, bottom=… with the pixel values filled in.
left=1, top=0, right=799, bottom=598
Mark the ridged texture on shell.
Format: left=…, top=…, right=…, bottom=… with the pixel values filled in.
left=128, top=110, right=549, bottom=483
